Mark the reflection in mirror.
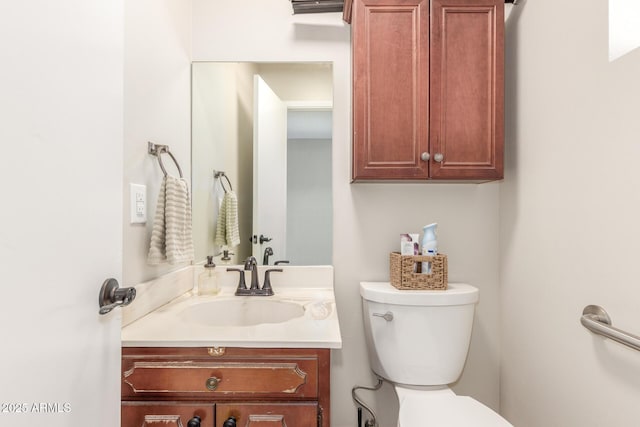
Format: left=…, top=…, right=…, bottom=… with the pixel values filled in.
left=192, top=62, right=333, bottom=266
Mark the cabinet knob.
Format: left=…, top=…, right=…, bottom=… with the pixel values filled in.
left=187, top=416, right=202, bottom=427
left=222, top=416, right=237, bottom=427
left=420, top=152, right=430, bottom=161
left=434, top=153, right=444, bottom=163
left=205, top=376, right=220, bottom=391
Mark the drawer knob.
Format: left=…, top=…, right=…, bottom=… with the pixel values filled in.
left=222, top=416, right=237, bottom=427
left=420, top=152, right=430, bottom=161
left=205, top=376, right=220, bottom=391
left=187, top=416, right=201, bottom=427
left=434, top=153, right=444, bottom=163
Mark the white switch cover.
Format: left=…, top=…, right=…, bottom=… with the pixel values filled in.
left=130, top=183, right=146, bottom=224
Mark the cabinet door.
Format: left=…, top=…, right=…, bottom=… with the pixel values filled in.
left=352, top=0, right=429, bottom=180
left=122, top=402, right=214, bottom=427
left=216, top=403, right=319, bottom=427
left=429, top=0, right=504, bottom=180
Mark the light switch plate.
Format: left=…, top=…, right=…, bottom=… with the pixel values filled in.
left=130, top=183, right=146, bottom=224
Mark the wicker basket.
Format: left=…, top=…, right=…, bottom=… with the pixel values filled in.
left=389, top=252, right=448, bottom=290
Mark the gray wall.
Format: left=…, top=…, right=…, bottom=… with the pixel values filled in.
left=287, top=138, right=332, bottom=265
left=500, top=0, right=640, bottom=425
left=123, top=0, right=192, bottom=285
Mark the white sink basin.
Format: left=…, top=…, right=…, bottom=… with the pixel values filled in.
left=121, top=265, right=342, bottom=348
left=178, top=298, right=305, bottom=327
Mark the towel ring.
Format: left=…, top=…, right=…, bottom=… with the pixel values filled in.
left=214, top=171, right=233, bottom=193
left=148, top=141, right=183, bottom=178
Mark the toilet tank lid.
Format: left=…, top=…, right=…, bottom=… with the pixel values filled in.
left=360, top=282, right=478, bottom=306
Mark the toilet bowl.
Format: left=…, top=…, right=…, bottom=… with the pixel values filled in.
left=395, top=386, right=510, bottom=426
left=360, top=282, right=512, bottom=427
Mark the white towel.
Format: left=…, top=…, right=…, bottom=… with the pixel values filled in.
left=147, top=175, right=195, bottom=265
left=214, top=190, right=241, bottom=247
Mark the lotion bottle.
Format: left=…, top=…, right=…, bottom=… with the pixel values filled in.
left=198, top=256, right=220, bottom=295
left=421, top=223, right=438, bottom=274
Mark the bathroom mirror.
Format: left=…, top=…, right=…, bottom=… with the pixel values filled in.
left=191, top=62, right=333, bottom=266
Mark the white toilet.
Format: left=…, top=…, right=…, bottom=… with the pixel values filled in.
left=360, top=282, right=512, bottom=427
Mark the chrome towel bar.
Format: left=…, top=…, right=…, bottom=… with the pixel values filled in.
left=581, top=305, right=640, bottom=352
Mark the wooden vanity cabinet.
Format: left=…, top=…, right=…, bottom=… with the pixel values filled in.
left=351, top=0, right=504, bottom=181
left=121, top=347, right=330, bottom=427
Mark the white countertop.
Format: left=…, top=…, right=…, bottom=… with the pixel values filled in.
left=121, top=265, right=342, bottom=349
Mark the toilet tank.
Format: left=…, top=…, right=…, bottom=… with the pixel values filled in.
left=360, top=282, right=479, bottom=386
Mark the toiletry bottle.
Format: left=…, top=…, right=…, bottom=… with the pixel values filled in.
left=421, top=223, right=438, bottom=274
left=198, top=256, right=220, bottom=295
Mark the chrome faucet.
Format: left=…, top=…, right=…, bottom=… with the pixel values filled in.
left=263, top=247, right=274, bottom=265
left=244, top=256, right=260, bottom=290
left=227, top=256, right=281, bottom=296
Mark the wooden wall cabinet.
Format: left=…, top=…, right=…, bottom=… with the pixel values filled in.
left=122, top=347, right=330, bottom=427
left=351, top=0, right=504, bottom=181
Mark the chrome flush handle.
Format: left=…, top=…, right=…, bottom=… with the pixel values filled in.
left=372, top=312, right=394, bottom=321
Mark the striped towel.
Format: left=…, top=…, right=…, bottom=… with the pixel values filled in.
left=147, top=175, right=195, bottom=265
left=214, top=190, right=241, bottom=247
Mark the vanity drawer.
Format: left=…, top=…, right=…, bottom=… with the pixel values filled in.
left=216, top=402, right=319, bottom=426
left=121, top=402, right=213, bottom=427
left=122, top=347, right=327, bottom=400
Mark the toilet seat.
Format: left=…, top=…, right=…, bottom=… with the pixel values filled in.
left=398, top=393, right=512, bottom=427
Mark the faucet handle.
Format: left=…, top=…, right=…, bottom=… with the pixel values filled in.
left=274, top=260, right=290, bottom=265
left=262, top=268, right=283, bottom=296
left=226, top=268, right=247, bottom=293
